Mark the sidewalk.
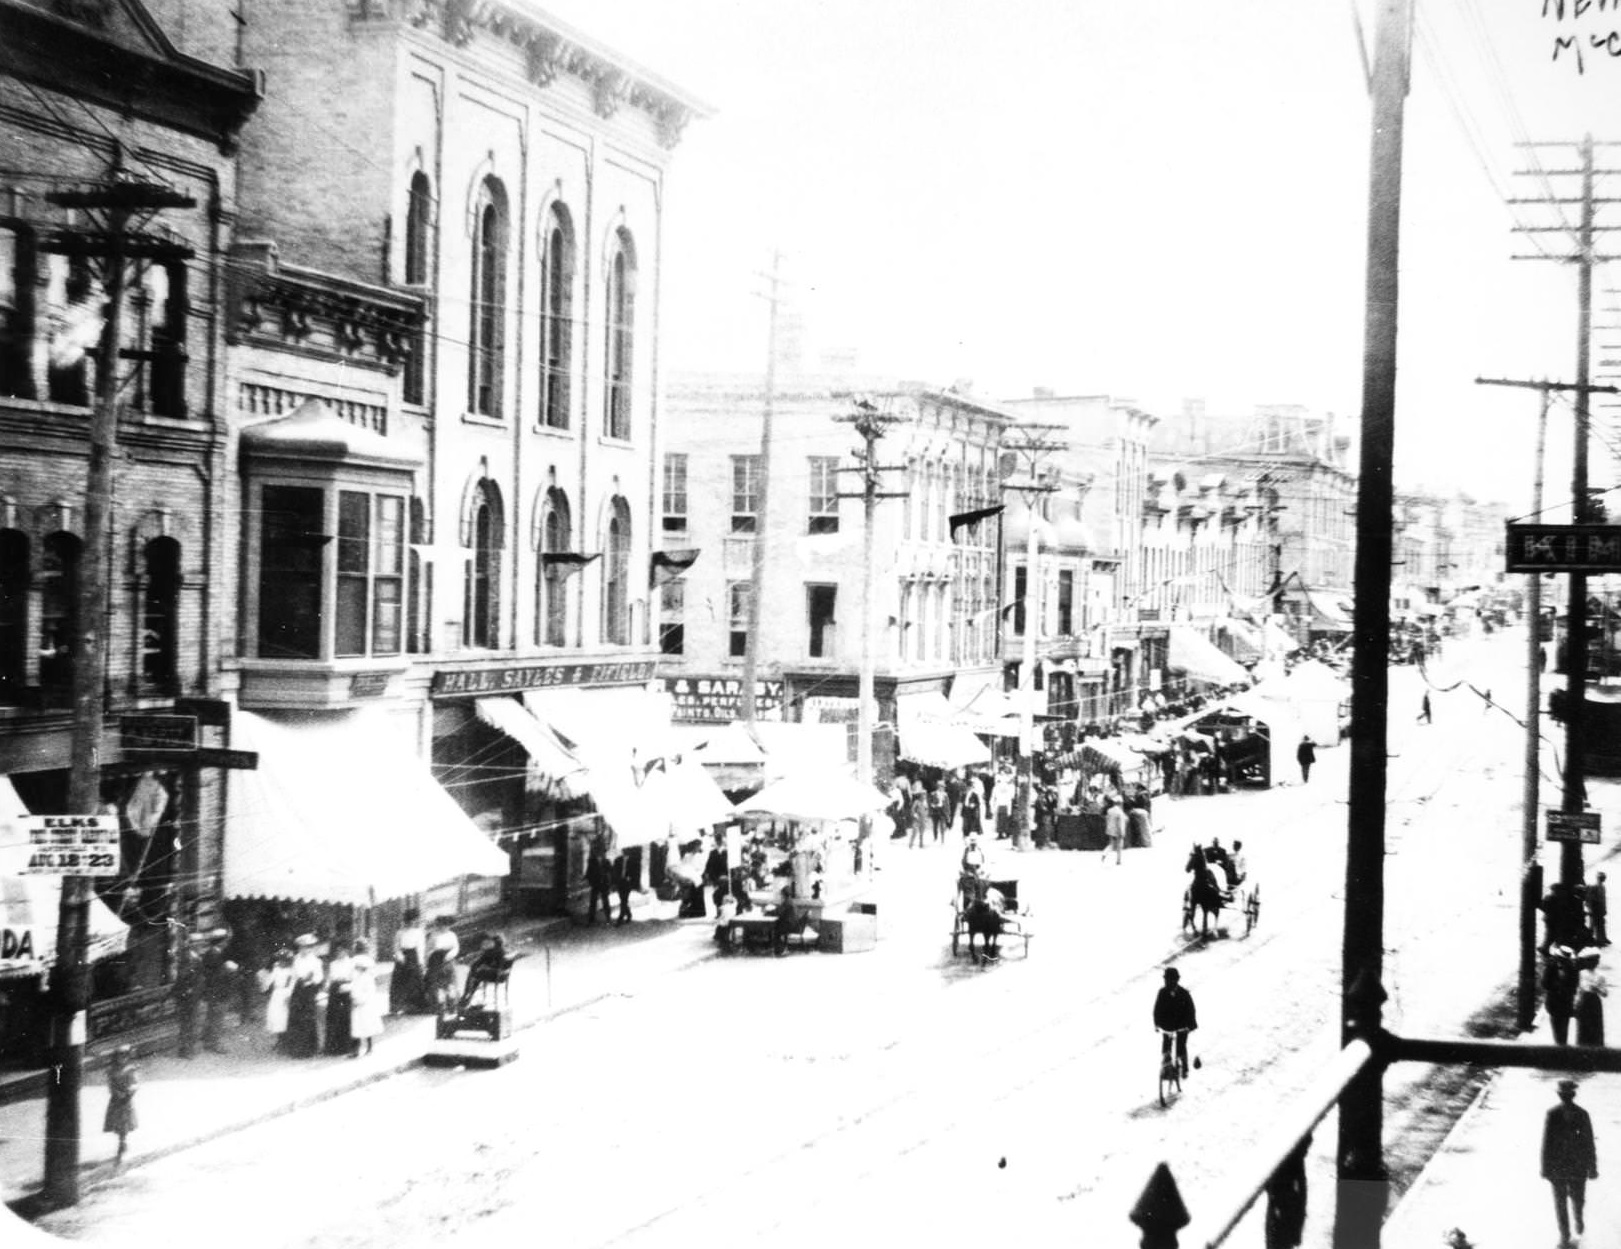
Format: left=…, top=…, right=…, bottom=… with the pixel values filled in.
left=0, top=903, right=721, bottom=1210
left=1385, top=956, right=1620, bottom=1249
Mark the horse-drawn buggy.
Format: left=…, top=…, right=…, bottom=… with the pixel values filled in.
left=1182, top=843, right=1259, bottom=938
left=952, top=876, right=1033, bottom=964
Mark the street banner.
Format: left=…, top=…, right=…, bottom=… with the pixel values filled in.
left=1546, top=810, right=1602, bottom=844
left=19, top=815, right=120, bottom=875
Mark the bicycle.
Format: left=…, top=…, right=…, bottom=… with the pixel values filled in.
left=1158, top=1028, right=1189, bottom=1107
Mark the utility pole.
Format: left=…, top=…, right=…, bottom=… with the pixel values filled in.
left=1477, top=376, right=1618, bottom=1031
left=740, top=252, right=784, bottom=727
left=1511, top=135, right=1621, bottom=889
left=1337, top=1, right=1408, bottom=1243
left=1000, top=423, right=1065, bottom=853
left=41, top=165, right=195, bottom=1208
left=834, top=401, right=906, bottom=805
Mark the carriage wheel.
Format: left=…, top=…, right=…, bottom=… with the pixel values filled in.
left=1245, top=885, right=1260, bottom=936
left=1181, top=888, right=1195, bottom=936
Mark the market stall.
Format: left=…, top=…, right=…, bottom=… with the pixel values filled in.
left=1185, top=690, right=1305, bottom=789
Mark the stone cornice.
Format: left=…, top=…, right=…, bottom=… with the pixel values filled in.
left=350, top=0, right=711, bottom=148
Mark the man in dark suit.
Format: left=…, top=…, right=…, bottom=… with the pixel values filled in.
left=1152, top=967, right=1198, bottom=1080
left=1542, top=1078, right=1598, bottom=1246
left=1589, top=871, right=1609, bottom=946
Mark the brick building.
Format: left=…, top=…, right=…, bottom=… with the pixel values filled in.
left=0, top=0, right=258, bottom=1057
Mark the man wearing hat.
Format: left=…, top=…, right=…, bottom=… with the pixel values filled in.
left=1542, top=1078, right=1598, bottom=1246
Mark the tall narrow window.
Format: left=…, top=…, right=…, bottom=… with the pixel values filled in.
left=0, top=529, right=27, bottom=700
left=259, top=486, right=324, bottom=660
left=659, top=580, right=685, bottom=655
left=603, top=229, right=636, bottom=440
left=1014, top=565, right=1028, bottom=637
left=602, top=498, right=630, bottom=646
left=465, top=485, right=502, bottom=649
left=663, top=454, right=688, bottom=533
left=373, top=495, right=404, bottom=655
left=468, top=180, right=507, bottom=417
left=407, top=497, right=429, bottom=654
left=0, top=223, right=36, bottom=399
left=540, top=208, right=573, bottom=429
left=806, top=584, right=837, bottom=658
left=731, top=455, right=761, bottom=533
left=403, top=172, right=432, bottom=405
left=335, top=490, right=370, bottom=657
left=1058, top=568, right=1075, bottom=636
left=141, top=537, right=181, bottom=687
left=540, top=489, right=571, bottom=647
left=46, top=253, right=96, bottom=407
left=807, top=457, right=839, bottom=534
left=38, top=531, right=80, bottom=694
left=727, top=581, right=751, bottom=658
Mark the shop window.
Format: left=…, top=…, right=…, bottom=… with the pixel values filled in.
left=140, top=537, right=181, bottom=687
left=258, top=485, right=324, bottom=660
left=538, top=488, right=571, bottom=647
left=0, top=528, right=26, bottom=700
left=402, top=172, right=433, bottom=405
left=659, top=579, right=684, bottom=655
left=806, top=584, right=837, bottom=658
left=662, top=453, right=688, bottom=533
left=731, top=455, right=760, bottom=533
left=468, top=179, right=508, bottom=418
left=0, top=222, right=36, bottom=399
left=727, top=581, right=751, bottom=659
left=808, top=457, right=839, bottom=534
left=335, top=493, right=404, bottom=658
left=539, top=206, right=574, bottom=430
left=38, top=531, right=80, bottom=696
left=602, top=497, right=630, bottom=646
left=603, top=228, right=636, bottom=440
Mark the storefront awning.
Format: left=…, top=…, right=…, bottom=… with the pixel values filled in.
left=473, top=696, right=586, bottom=786
left=226, top=711, right=510, bottom=906
left=1080, top=739, right=1145, bottom=777
left=898, top=719, right=992, bottom=769
left=1168, top=626, right=1251, bottom=686
left=1, top=777, right=128, bottom=980
left=1218, top=617, right=1264, bottom=664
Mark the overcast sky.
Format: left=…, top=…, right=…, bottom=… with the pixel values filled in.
left=542, top=0, right=1620, bottom=508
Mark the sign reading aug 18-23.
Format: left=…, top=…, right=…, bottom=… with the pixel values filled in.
left=19, top=815, right=120, bottom=876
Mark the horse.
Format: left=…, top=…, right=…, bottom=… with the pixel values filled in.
left=1184, top=845, right=1228, bottom=937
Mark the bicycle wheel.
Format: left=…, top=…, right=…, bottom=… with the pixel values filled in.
left=1158, top=1053, right=1181, bottom=1107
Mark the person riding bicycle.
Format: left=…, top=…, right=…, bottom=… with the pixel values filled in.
left=1153, top=967, right=1198, bottom=1079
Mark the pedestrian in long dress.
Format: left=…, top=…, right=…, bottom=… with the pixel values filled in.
left=1103, top=798, right=1126, bottom=865
left=960, top=787, right=983, bottom=838
left=909, top=791, right=928, bottom=848
left=1544, top=945, right=1580, bottom=1047
left=1542, top=1079, right=1599, bottom=1246
left=425, top=916, right=461, bottom=1014
left=284, top=935, right=323, bottom=1058
left=102, top=1045, right=138, bottom=1166
left=263, top=950, right=294, bottom=1051
left=390, top=908, right=426, bottom=1015
left=323, top=941, right=355, bottom=1056
left=348, top=946, right=384, bottom=1057
left=1575, top=948, right=1607, bottom=1047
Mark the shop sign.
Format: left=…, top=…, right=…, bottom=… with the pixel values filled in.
left=664, top=676, right=784, bottom=723
left=120, top=714, right=197, bottom=753
left=431, top=659, right=658, bottom=698
left=349, top=672, right=392, bottom=699
left=89, top=985, right=176, bottom=1042
left=1547, top=809, right=1601, bottom=844
left=20, top=815, right=120, bottom=876
left=1507, top=524, right=1621, bottom=573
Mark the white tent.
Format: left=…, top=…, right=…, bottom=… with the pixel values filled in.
left=1267, top=659, right=1351, bottom=744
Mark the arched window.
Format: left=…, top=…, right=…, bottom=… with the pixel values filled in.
left=39, top=531, right=80, bottom=694
left=141, top=537, right=181, bottom=687
left=602, top=497, right=630, bottom=645
left=540, top=207, right=574, bottom=430
left=538, top=489, right=571, bottom=647
left=464, top=481, right=503, bottom=649
left=468, top=180, right=508, bottom=417
left=603, top=229, right=636, bottom=440
left=403, top=173, right=433, bottom=405
left=0, top=529, right=26, bottom=699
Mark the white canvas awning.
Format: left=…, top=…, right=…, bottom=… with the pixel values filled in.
left=225, top=711, right=509, bottom=906
left=1168, top=626, right=1251, bottom=686
left=473, top=696, right=586, bottom=785
left=898, top=719, right=992, bottom=768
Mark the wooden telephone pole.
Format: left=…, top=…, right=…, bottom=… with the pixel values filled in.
left=41, top=165, right=195, bottom=1207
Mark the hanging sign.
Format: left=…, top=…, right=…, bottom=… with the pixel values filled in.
left=1506, top=524, right=1621, bottom=573
left=1546, top=809, right=1602, bottom=844
left=19, top=815, right=120, bottom=875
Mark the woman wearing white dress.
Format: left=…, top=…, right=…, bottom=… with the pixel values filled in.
left=263, top=950, right=294, bottom=1052
left=348, top=944, right=384, bottom=1056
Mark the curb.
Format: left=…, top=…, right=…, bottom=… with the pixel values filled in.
left=1380, top=1065, right=1502, bottom=1242
left=6, top=939, right=720, bottom=1218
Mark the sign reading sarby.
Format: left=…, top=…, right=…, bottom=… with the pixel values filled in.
left=431, top=660, right=658, bottom=698
left=21, top=815, right=120, bottom=876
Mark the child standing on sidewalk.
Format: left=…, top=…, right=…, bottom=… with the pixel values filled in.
left=103, top=1045, right=138, bottom=1166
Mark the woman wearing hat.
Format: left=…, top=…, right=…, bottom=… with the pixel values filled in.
left=322, top=941, right=355, bottom=1057
left=103, top=1045, right=138, bottom=1166
left=390, top=908, right=427, bottom=1015
left=348, top=941, right=384, bottom=1057
left=283, top=935, right=323, bottom=1059
left=263, top=950, right=294, bottom=1052
left=1575, top=944, right=1607, bottom=1047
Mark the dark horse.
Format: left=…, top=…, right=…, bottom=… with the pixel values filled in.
left=1184, top=845, right=1228, bottom=937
